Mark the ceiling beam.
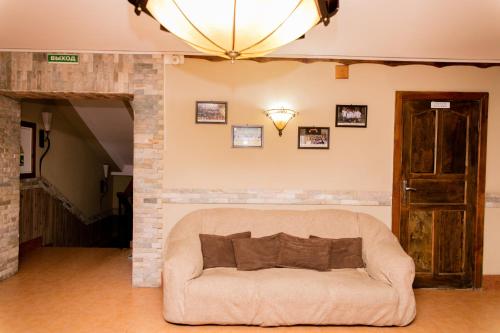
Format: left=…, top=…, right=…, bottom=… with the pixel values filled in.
left=0, top=90, right=134, bottom=102
left=185, top=55, right=500, bottom=68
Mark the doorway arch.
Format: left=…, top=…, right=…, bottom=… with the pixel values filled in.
left=0, top=52, right=165, bottom=287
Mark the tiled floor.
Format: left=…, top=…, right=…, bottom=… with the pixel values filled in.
left=0, top=248, right=499, bottom=333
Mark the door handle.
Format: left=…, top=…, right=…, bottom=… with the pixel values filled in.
left=403, top=180, right=417, bottom=192
left=402, top=180, right=416, bottom=204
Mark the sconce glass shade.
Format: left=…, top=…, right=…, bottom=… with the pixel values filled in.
left=265, top=108, right=297, bottom=136
left=41, top=111, right=53, bottom=132
left=103, top=164, right=110, bottom=179
left=145, top=0, right=322, bottom=61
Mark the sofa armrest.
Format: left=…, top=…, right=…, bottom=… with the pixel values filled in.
left=163, top=237, right=203, bottom=323
left=364, top=237, right=416, bottom=326
left=164, top=238, right=203, bottom=280
left=365, top=238, right=415, bottom=285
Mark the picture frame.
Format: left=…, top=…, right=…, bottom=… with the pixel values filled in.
left=298, top=127, right=330, bottom=149
left=20, top=121, right=36, bottom=179
left=232, top=125, right=263, bottom=148
left=335, top=105, right=368, bottom=127
left=196, top=101, right=227, bottom=124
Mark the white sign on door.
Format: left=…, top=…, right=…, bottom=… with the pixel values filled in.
left=431, top=101, right=451, bottom=109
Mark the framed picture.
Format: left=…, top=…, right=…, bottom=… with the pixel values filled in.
left=20, top=121, right=36, bottom=179
left=196, top=101, right=227, bottom=124
left=298, top=127, right=330, bottom=149
left=232, top=125, right=263, bottom=148
left=335, top=105, right=368, bottom=127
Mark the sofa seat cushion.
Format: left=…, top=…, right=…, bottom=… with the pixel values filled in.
left=183, top=267, right=400, bottom=326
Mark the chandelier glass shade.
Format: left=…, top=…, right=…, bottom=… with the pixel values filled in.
left=134, top=0, right=337, bottom=61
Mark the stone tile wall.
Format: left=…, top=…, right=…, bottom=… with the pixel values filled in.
left=0, top=52, right=164, bottom=287
left=0, top=96, right=20, bottom=281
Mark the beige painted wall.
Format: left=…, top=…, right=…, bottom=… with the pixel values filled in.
left=21, top=102, right=113, bottom=218
left=164, top=59, right=500, bottom=274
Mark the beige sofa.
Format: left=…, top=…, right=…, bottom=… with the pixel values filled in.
left=162, top=208, right=416, bottom=327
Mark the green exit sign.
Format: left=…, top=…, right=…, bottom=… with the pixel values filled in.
left=47, top=54, right=79, bottom=64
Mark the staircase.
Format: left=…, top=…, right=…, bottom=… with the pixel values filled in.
left=19, top=178, right=133, bottom=252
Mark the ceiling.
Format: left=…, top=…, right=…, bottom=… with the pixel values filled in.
left=0, top=0, right=499, bottom=62
left=69, top=99, right=133, bottom=173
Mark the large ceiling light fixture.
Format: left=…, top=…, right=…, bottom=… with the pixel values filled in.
left=128, top=0, right=339, bottom=61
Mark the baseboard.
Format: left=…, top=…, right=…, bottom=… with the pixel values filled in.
left=483, top=275, right=500, bottom=290
left=19, top=237, right=43, bottom=257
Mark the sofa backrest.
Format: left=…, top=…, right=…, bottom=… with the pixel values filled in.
left=167, top=208, right=397, bottom=264
left=169, top=208, right=374, bottom=241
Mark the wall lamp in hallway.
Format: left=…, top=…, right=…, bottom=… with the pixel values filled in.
left=38, top=111, right=53, bottom=177
left=100, top=164, right=110, bottom=209
left=264, top=107, right=298, bottom=137
left=101, top=164, right=110, bottom=194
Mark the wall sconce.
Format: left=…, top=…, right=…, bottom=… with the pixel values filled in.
left=38, top=111, right=53, bottom=148
left=39, top=111, right=53, bottom=176
left=100, top=164, right=110, bottom=208
left=264, top=107, right=298, bottom=136
left=101, top=164, right=110, bottom=194
left=103, top=164, right=110, bottom=179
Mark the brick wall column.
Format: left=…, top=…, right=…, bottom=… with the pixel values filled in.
left=0, top=96, right=20, bottom=280
left=130, top=55, right=165, bottom=287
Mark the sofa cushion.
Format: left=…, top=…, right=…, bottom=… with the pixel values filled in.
left=310, top=236, right=364, bottom=269
left=232, top=233, right=281, bottom=270
left=183, top=267, right=399, bottom=326
left=277, top=233, right=331, bottom=271
left=199, top=231, right=251, bottom=269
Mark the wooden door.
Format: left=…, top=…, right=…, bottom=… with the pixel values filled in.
left=393, top=92, right=488, bottom=288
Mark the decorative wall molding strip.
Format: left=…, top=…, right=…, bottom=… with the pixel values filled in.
left=20, top=178, right=113, bottom=224
left=486, top=193, right=500, bottom=208
left=163, top=188, right=500, bottom=208
left=162, top=189, right=393, bottom=206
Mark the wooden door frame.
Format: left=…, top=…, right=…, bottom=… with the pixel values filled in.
left=392, top=91, right=489, bottom=288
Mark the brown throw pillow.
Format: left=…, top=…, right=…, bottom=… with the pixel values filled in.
left=199, top=231, right=251, bottom=269
left=310, top=236, right=364, bottom=269
left=277, top=234, right=331, bottom=271
left=232, top=233, right=281, bottom=271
